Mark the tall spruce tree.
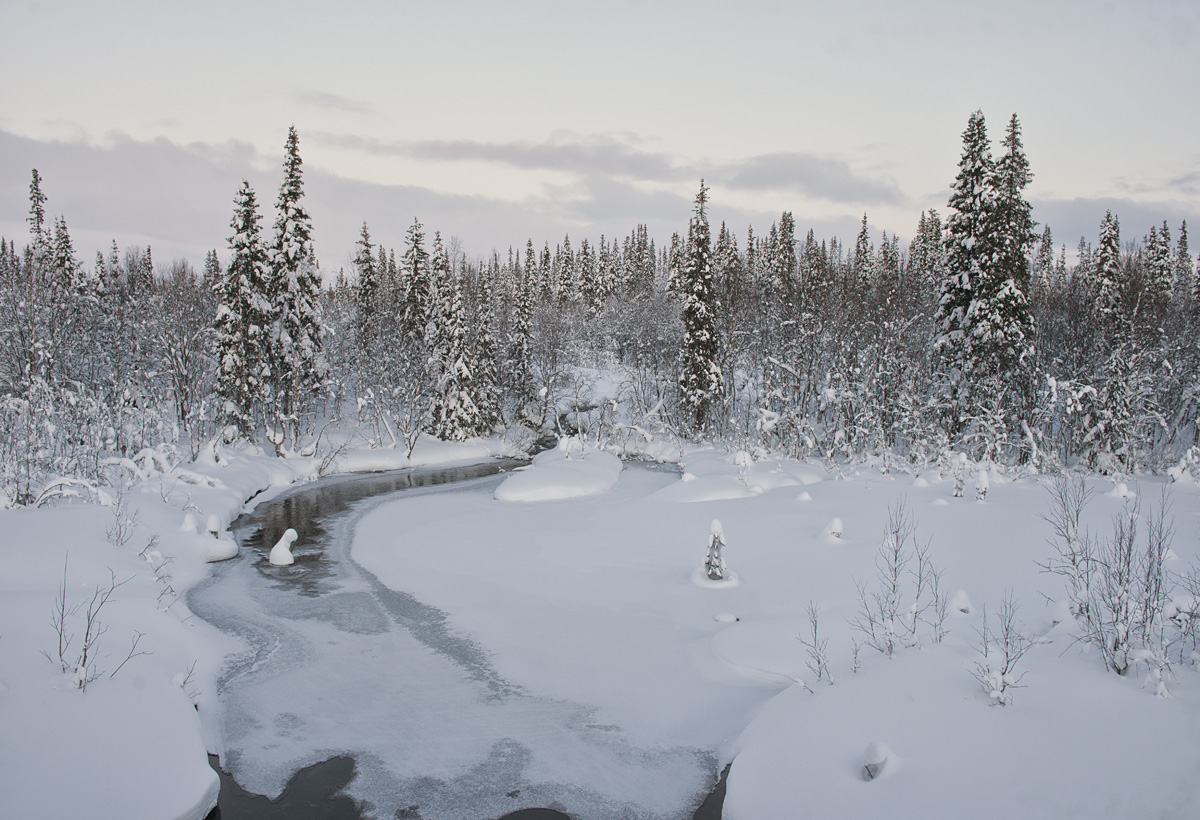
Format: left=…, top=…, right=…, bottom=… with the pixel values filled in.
left=1095, top=210, right=1122, bottom=328
left=678, top=180, right=722, bottom=434
left=974, top=112, right=1036, bottom=379
left=213, top=180, right=272, bottom=438
left=400, top=218, right=431, bottom=348
left=428, top=232, right=483, bottom=440
left=935, top=110, right=995, bottom=378
left=269, top=126, right=326, bottom=446
left=353, top=222, right=377, bottom=350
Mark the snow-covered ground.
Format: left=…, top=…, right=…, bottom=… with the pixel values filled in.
left=0, top=434, right=516, bottom=820
left=356, top=443, right=1200, bottom=819
left=4, top=433, right=1200, bottom=819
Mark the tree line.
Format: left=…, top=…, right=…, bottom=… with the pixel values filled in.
left=1, top=112, right=1197, bottom=505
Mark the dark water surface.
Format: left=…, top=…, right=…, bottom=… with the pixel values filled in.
left=197, top=459, right=725, bottom=820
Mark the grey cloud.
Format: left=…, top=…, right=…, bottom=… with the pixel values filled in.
left=296, top=92, right=376, bottom=117
left=1032, top=196, right=1199, bottom=250
left=309, top=132, right=688, bottom=181
left=1168, top=170, right=1200, bottom=196
left=722, top=152, right=905, bottom=206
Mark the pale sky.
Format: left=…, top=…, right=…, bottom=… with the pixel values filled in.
left=2, top=0, right=1198, bottom=273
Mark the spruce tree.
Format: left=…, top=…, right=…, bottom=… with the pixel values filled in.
left=400, top=218, right=431, bottom=348
left=353, top=222, right=377, bottom=349
left=678, top=180, right=722, bottom=434
left=213, top=180, right=272, bottom=439
left=428, top=233, right=482, bottom=440
left=854, top=213, right=874, bottom=291
left=976, top=112, right=1036, bottom=379
left=1174, top=220, right=1193, bottom=302
left=1095, top=210, right=1122, bottom=327
left=269, top=126, right=326, bottom=445
left=509, top=251, right=535, bottom=408
left=935, top=110, right=995, bottom=381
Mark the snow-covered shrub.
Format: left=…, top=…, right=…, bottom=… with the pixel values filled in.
left=798, top=600, right=834, bottom=685
left=851, top=500, right=947, bottom=656
left=971, top=595, right=1031, bottom=705
left=1043, top=481, right=1179, bottom=683
left=43, top=561, right=135, bottom=691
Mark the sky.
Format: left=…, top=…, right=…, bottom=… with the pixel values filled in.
left=2, top=0, right=1198, bottom=275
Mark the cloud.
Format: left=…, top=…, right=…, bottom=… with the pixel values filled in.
left=295, top=91, right=376, bottom=117
left=723, top=152, right=905, bottom=205
left=1031, top=195, right=1199, bottom=250
left=0, top=129, right=930, bottom=277
left=309, top=131, right=908, bottom=210
left=309, top=131, right=688, bottom=181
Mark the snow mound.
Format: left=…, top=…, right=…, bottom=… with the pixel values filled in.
left=1107, top=482, right=1135, bottom=499
left=950, top=589, right=973, bottom=614
left=690, top=566, right=741, bottom=588
left=494, top=439, right=622, bottom=502
left=714, top=612, right=740, bottom=623
left=912, top=476, right=931, bottom=488
left=655, top=474, right=758, bottom=502
left=796, top=490, right=813, bottom=502
left=862, top=740, right=896, bottom=781
left=819, top=517, right=844, bottom=543
left=269, top=528, right=299, bottom=566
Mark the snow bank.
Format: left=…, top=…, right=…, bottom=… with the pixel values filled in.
left=494, top=438, right=622, bottom=502
left=351, top=453, right=1200, bottom=820
left=652, top=449, right=828, bottom=502
left=334, top=433, right=514, bottom=474
left=0, top=506, right=221, bottom=820
left=0, top=433, right=521, bottom=820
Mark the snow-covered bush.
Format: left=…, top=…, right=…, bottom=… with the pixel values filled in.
left=1043, top=481, right=1179, bottom=684
left=971, top=595, right=1030, bottom=705
left=851, top=500, right=947, bottom=656
left=798, top=600, right=834, bottom=685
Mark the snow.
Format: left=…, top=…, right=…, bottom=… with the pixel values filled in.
left=494, top=437, right=622, bottom=502
left=6, top=436, right=1200, bottom=820
left=268, top=527, right=298, bottom=565
left=0, top=435, right=518, bottom=820
left=348, top=452, right=1200, bottom=820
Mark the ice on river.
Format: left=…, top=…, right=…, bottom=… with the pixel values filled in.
left=190, top=468, right=726, bottom=820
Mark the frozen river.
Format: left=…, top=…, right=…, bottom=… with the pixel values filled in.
left=189, top=461, right=721, bottom=820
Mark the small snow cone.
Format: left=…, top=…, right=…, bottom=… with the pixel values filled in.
left=705, top=519, right=727, bottom=581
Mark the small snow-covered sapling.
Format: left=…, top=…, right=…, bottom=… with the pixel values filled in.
left=975, top=469, right=989, bottom=501
left=705, top=519, right=727, bottom=581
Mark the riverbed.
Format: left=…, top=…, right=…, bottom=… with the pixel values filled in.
left=190, top=460, right=724, bottom=820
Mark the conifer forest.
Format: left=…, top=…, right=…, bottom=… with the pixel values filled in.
left=3, top=112, right=1197, bottom=506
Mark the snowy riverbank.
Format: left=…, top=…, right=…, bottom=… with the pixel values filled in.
left=0, top=434, right=518, bottom=820
left=5, top=434, right=1200, bottom=819
left=356, top=445, right=1200, bottom=819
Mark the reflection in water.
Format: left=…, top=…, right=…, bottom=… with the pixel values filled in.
left=233, top=462, right=521, bottom=597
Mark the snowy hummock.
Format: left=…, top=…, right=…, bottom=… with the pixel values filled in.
left=494, top=437, right=622, bottom=502
left=269, top=527, right=299, bottom=565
